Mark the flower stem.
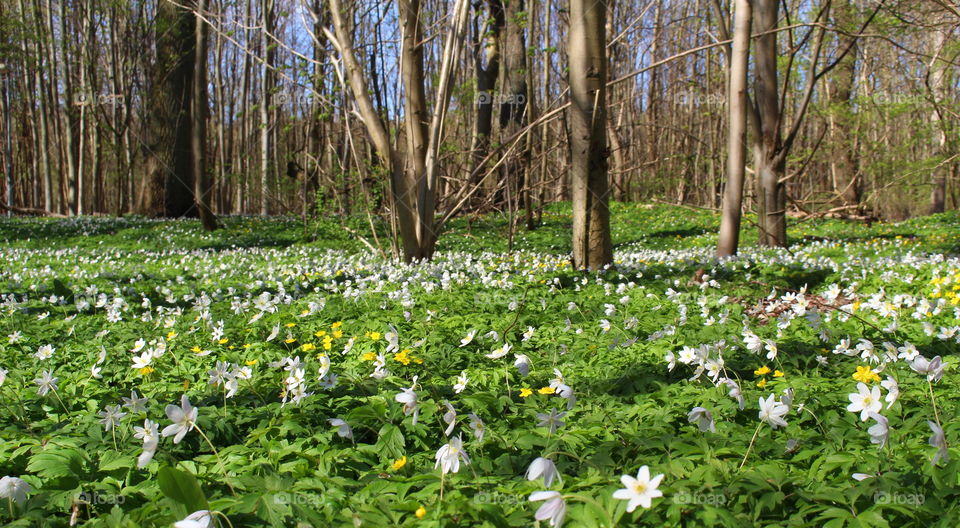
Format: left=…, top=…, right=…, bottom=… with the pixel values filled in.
left=51, top=388, right=71, bottom=417
left=211, top=510, right=235, bottom=528
left=503, top=364, right=511, bottom=398
left=927, top=379, right=942, bottom=430
left=739, top=422, right=763, bottom=471
left=194, top=425, right=236, bottom=494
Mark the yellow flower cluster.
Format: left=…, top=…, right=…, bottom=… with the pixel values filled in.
left=393, top=349, right=423, bottom=365
left=754, top=365, right=783, bottom=387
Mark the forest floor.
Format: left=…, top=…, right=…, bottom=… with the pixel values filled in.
left=1, top=204, right=959, bottom=527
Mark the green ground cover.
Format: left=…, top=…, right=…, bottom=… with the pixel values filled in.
left=1, top=204, right=959, bottom=527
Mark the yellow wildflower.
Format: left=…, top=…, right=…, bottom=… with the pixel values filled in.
left=538, top=386, right=555, bottom=395
left=218, top=338, right=229, bottom=345
left=394, top=349, right=411, bottom=366
left=415, top=506, right=426, bottom=519
left=773, top=370, right=784, bottom=378
left=852, top=365, right=881, bottom=384
left=519, top=388, right=533, bottom=398
left=315, top=330, right=327, bottom=338
left=331, top=321, right=343, bottom=329
left=754, top=366, right=771, bottom=376
left=285, top=323, right=296, bottom=328
left=362, top=351, right=377, bottom=361
left=756, top=378, right=767, bottom=388
left=302, top=343, right=316, bottom=352
left=245, top=359, right=257, bottom=366
left=391, top=456, right=407, bottom=471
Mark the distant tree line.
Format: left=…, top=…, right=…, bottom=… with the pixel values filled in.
left=0, top=0, right=956, bottom=265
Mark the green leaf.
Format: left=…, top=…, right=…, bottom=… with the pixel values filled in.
left=376, top=424, right=405, bottom=460
left=158, top=466, right=209, bottom=513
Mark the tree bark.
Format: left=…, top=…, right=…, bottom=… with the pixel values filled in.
left=325, top=0, right=419, bottom=260
left=137, top=0, right=197, bottom=218
left=927, top=17, right=949, bottom=214
left=260, top=0, right=274, bottom=215
left=752, top=0, right=787, bottom=247
left=500, top=0, right=532, bottom=225
left=717, top=0, right=752, bottom=257
left=467, top=0, right=503, bottom=210
left=193, top=0, right=216, bottom=230
left=568, top=0, right=612, bottom=270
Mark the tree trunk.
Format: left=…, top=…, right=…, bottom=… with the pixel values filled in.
left=717, top=0, right=751, bottom=257
left=500, top=0, right=530, bottom=221
left=467, top=0, right=503, bottom=210
left=59, top=0, right=79, bottom=215
left=927, top=18, right=949, bottom=214
left=752, top=0, right=787, bottom=247
left=326, top=0, right=419, bottom=260
left=193, top=0, right=217, bottom=230
left=138, top=0, right=197, bottom=218
left=398, top=0, right=429, bottom=230
left=568, top=0, right=612, bottom=270
left=260, top=0, right=274, bottom=215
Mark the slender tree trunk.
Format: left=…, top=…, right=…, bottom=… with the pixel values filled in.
left=213, top=8, right=227, bottom=217
left=927, top=18, right=949, bottom=214
left=569, top=0, right=612, bottom=270
left=752, top=0, right=787, bottom=247
left=399, top=0, right=429, bottom=225
left=59, top=0, right=79, bottom=215
left=467, top=0, right=503, bottom=210
left=717, top=0, right=752, bottom=257
left=500, top=0, right=531, bottom=224
left=1, top=70, right=12, bottom=215
left=193, top=0, right=216, bottom=230
left=326, top=0, right=419, bottom=260
left=260, top=0, right=274, bottom=215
